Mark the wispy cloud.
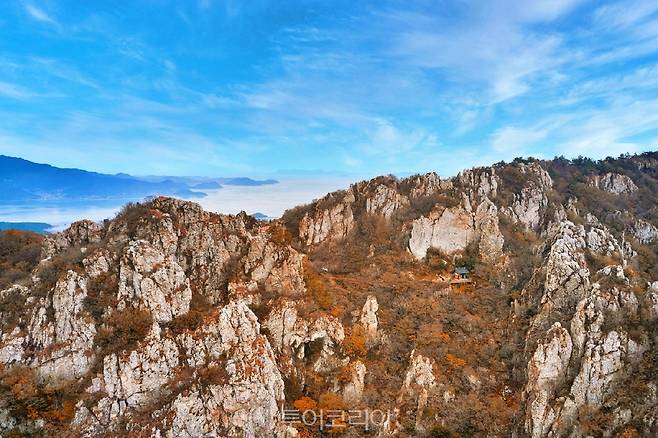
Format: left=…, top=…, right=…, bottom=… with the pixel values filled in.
left=0, top=81, right=34, bottom=99
left=492, top=127, right=547, bottom=154
left=24, top=3, right=57, bottom=26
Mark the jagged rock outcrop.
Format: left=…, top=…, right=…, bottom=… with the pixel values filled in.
left=645, top=282, right=658, bottom=320
left=360, top=295, right=379, bottom=347
left=531, top=221, right=590, bottom=328
left=475, top=197, right=504, bottom=262
left=43, top=219, right=102, bottom=256
left=166, top=301, right=284, bottom=438
left=0, top=198, right=310, bottom=437
left=458, top=167, right=499, bottom=199
left=75, top=301, right=286, bottom=437
left=118, top=240, right=192, bottom=323
left=405, top=172, right=448, bottom=198
left=342, top=360, right=367, bottom=404
left=524, top=322, right=573, bottom=438
left=521, top=211, right=656, bottom=436
left=299, top=191, right=355, bottom=245
left=632, top=218, right=658, bottom=244
left=398, top=352, right=436, bottom=431
left=365, top=184, right=409, bottom=218
left=589, top=172, right=638, bottom=194
left=503, top=163, right=553, bottom=230
left=408, top=196, right=504, bottom=261
left=263, top=301, right=345, bottom=375
left=0, top=270, right=97, bottom=382
left=408, top=206, right=475, bottom=259
left=243, top=235, right=305, bottom=295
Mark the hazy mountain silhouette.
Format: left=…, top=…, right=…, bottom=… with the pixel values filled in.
left=0, top=155, right=204, bottom=203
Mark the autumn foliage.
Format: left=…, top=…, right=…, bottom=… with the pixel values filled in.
left=303, top=259, right=333, bottom=310
left=343, top=324, right=367, bottom=358
left=293, top=396, right=317, bottom=411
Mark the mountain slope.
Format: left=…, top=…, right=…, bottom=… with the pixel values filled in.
left=0, top=155, right=205, bottom=202
left=0, top=152, right=656, bottom=437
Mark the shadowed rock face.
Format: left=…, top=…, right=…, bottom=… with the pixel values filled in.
left=1, top=153, right=658, bottom=437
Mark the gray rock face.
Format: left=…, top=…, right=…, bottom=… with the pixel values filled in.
left=342, top=360, right=367, bottom=404
left=457, top=167, right=499, bottom=199
left=408, top=196, right=504, bottom=261
left=0, top=271, right=97, bottom=382
left=166, top=301, right=284, bottom=438
left=549, top=284, right=645, bottom=435
left=521, top=214, right=656, bottom=437
left=475, top=197, right=505, bottom=263
left=408, top=206, right=475, bottom=259
left=589, top=172, right=639, bottom=194
left=43, top=219, right=103, bottom=257
left=263, top=300, right=345, bottom=375
left=299, top=191, right=355, bottom=245
left=645, top=282, right=658, bottom=320
left=539, top=221, right=590, bottom=318
left=503, top=163, right=553, bottom=230
left=398, top=352, right=436, bottom=431
left=508, top=186, right=548, bottom=230
left=524, top=322, right=573, bottom=438
left=632, top=218, right=658, bottom=244
left=118, top=240, right=192, bottom=323
left=360, top=295, right=379, bottom=346
left=366, top=184, right=409, bottom=218
left=243, top=235, right=305, bottom=295
left=75, top=301, right=286, bottom=437
left=405, top=172, right=446, bottom=198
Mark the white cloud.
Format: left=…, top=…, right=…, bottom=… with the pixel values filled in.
left=0, top=81, right=33, bottom=99
left=491, top=127, right=547, bottom=153
left=360, top=120, right=439, bottom=158
left=384, top=1, right=581, bottom=103
left=593, top=0, right=658, bottom=29
left=24, top=4, right=57, bottom=25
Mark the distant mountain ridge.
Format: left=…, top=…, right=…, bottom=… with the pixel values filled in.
left=136, top=175, right=278, bottom=187
left=0, top=222, right=52, bottom=233
left=0, top=155, right=203, bottom=203
left=0, top=155, right=279, bottom=204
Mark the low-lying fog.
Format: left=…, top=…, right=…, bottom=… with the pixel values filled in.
left=0, top=178, right=354, bottom=231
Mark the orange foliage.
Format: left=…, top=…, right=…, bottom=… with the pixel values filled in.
left=4, top=229, right=24, bottom=237
left=271, top=225, right=293, bottom=245
left=620, top=427, right=639, bottom=438
left=343, top=324, right=367, bottom=358
left=43, top=399, right=76, bottom=424
left=26, top=405, right=39, bottom=420
left=303, top=259, right=333, bottom=310
left=446, top=353, right=466, bottom=368
left=329, top=305, right=344, bottom=318
left=294, top=396, right=317, bottom=412
left=295, top=427, right=317, bottom=438
left=2, top=366, right=38, bottom=400
left=328, top=417, right=347, bottom=434
left=318, top=392, right=344, bottom=411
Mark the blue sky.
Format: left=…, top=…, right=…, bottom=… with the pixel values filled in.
left=1, top=0, right=658, bottom=178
